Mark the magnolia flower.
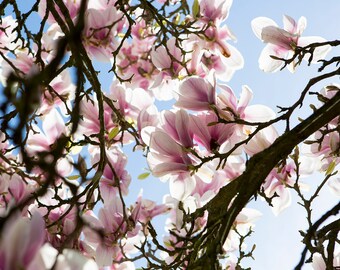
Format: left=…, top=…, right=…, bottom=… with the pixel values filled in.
left=131, top=192, right=170, bottom=224
left=223, top=208, right=262, bottom=252
left=186, top=24, right=244, bottom=81
left=83, top=197, right=139, bottom=267
left=109, top=82, right=154, bottom=122
left=160, top=109, right=194, bottom=148
left=77, top=97, right=125, bottom=142
left=244, top=126, right=279, bottom=156
left=217, top=84, right=275, bottom=122
left=175, top=76, right=216, bottom=111
left=137, top=105, right=159, bottom=144
left=199, top=0, right=233, bottom=22
left=252, top=15, right=330, bottom=72
left=83, top=7, right=123, bottom=61
left=151, top=37, right=182, bottom=76
left=147, top=130, right=193, bottom=177
left=151, top=38, right=183, bottom=100
left=91, top=146, right=131, bottom=201
left=0, top=49, right=37, bottom=86
left=26, top=109, right=73, bottom=177
left=28, top=243, right=99, bottom=270
left=0, top=212, right=45, bottom=270
left=38, top=69, right=75, bottom=115
left=38, top=23, right=65, bottom=63
left=190, top=112, right=235, bottom=152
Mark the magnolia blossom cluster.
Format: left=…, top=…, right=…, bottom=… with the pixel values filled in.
left=0, top=0, right=338, bottom=269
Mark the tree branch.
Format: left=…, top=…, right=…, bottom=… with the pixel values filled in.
left=188, top=87, right=340, bottom=268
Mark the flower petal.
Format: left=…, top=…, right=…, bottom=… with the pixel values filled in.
left=251, top=17, right=278, bottom=40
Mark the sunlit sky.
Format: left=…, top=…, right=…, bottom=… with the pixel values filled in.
left=5, top=1, right=340, bottom=269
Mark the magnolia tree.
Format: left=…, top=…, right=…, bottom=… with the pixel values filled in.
left=0, top=0, right=339, bottom=269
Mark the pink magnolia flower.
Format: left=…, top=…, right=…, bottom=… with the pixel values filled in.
left=0, top=212, right=45, bottom=270
left=83, top=7, right=123, bottom=61
left=0, top=173, right=33, bottom=211
left=190, top=112, right=235, bottom=152
left=27, top=109, right=73, bottom=177
left=199, top=0, right=232, bottom=22
left=77, top=97, right=123, bottom=142
left=223, top=208, right=261, bottom=252
left=202, top=24, right=233, bottom=58
left=168, top=172, right=197, bottom=201
left=252, top=15, right=330, bottom=72
left=131, top=192, right=170, bottom=224
left=38, top=69, right=75, bottom=115
left=200, top=51, right=232, bottom=77
left=310, top=119, right=339, bottom=170
left=302, top=85, right=339, bottom=173
left=47, top=205, right=78, bottom=248
left=263, top=169, right=294, bottom=216
left=185, top=24, right=244, bottom=81
left=151, top=37, right=182, bottom=76
left=83, top=196, right=138, bottom=267
left=27, top=109, right=67, bottom=154
left=150, top=38, right=183, bottom=100
left=163, top=194, right=200, bottom=230
left=147, top=129, right=193, bottom=177
left=38, top=23, right=65, bottom=63
left=192, top=156, right=245, bottom=204
left=137, top=105, right=159, bottom=145
left=116, top=19, right=157, bottom=91
left=160, top=109, right=194, bottom=148
left=1, top=49, right=38, bottom=85
left=90, top=146, right=131, bottom=202
left=117, top=43, right=156, bottom=90
left=175, top=76, right=216, bottom=111
left=217, top=84, right=275, bottom=122
left=109, top=81, right=154, bottom=123
left=29, top=187, right=78, bottom=249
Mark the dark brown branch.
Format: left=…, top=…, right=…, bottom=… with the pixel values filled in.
left=188, top=88, right=340, bottom=268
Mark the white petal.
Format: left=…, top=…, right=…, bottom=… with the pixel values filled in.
left=238, top=85, right=253, bottom=112
left=96, top=245, right=114, bottom=267
left=244, top=104, right=276, bottom=122
left=297, top=16, right=307, bottom=34
left=58, top=249, right=98, bottom=270
left=298, top=36, right=331, bottom=63
left=272, top=186, right=291, bottom=216
left=283, top=15, right=297, bottom=33
left=42, top=109, right=65, bottom=143
left=170, top=176, right=195, bottom=200
left=328, top=177, right=340, bottom=196
left=221, top=44, right=244, bottom=70
left=251, top=17, right=278, bottom=40
left=258, top=45, right=287, bottom=72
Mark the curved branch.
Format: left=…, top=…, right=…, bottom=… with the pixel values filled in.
left=188, top=87, right=340, bottom=268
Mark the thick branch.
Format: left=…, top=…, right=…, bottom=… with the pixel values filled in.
left=189, top=88, right=340, bottom=268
